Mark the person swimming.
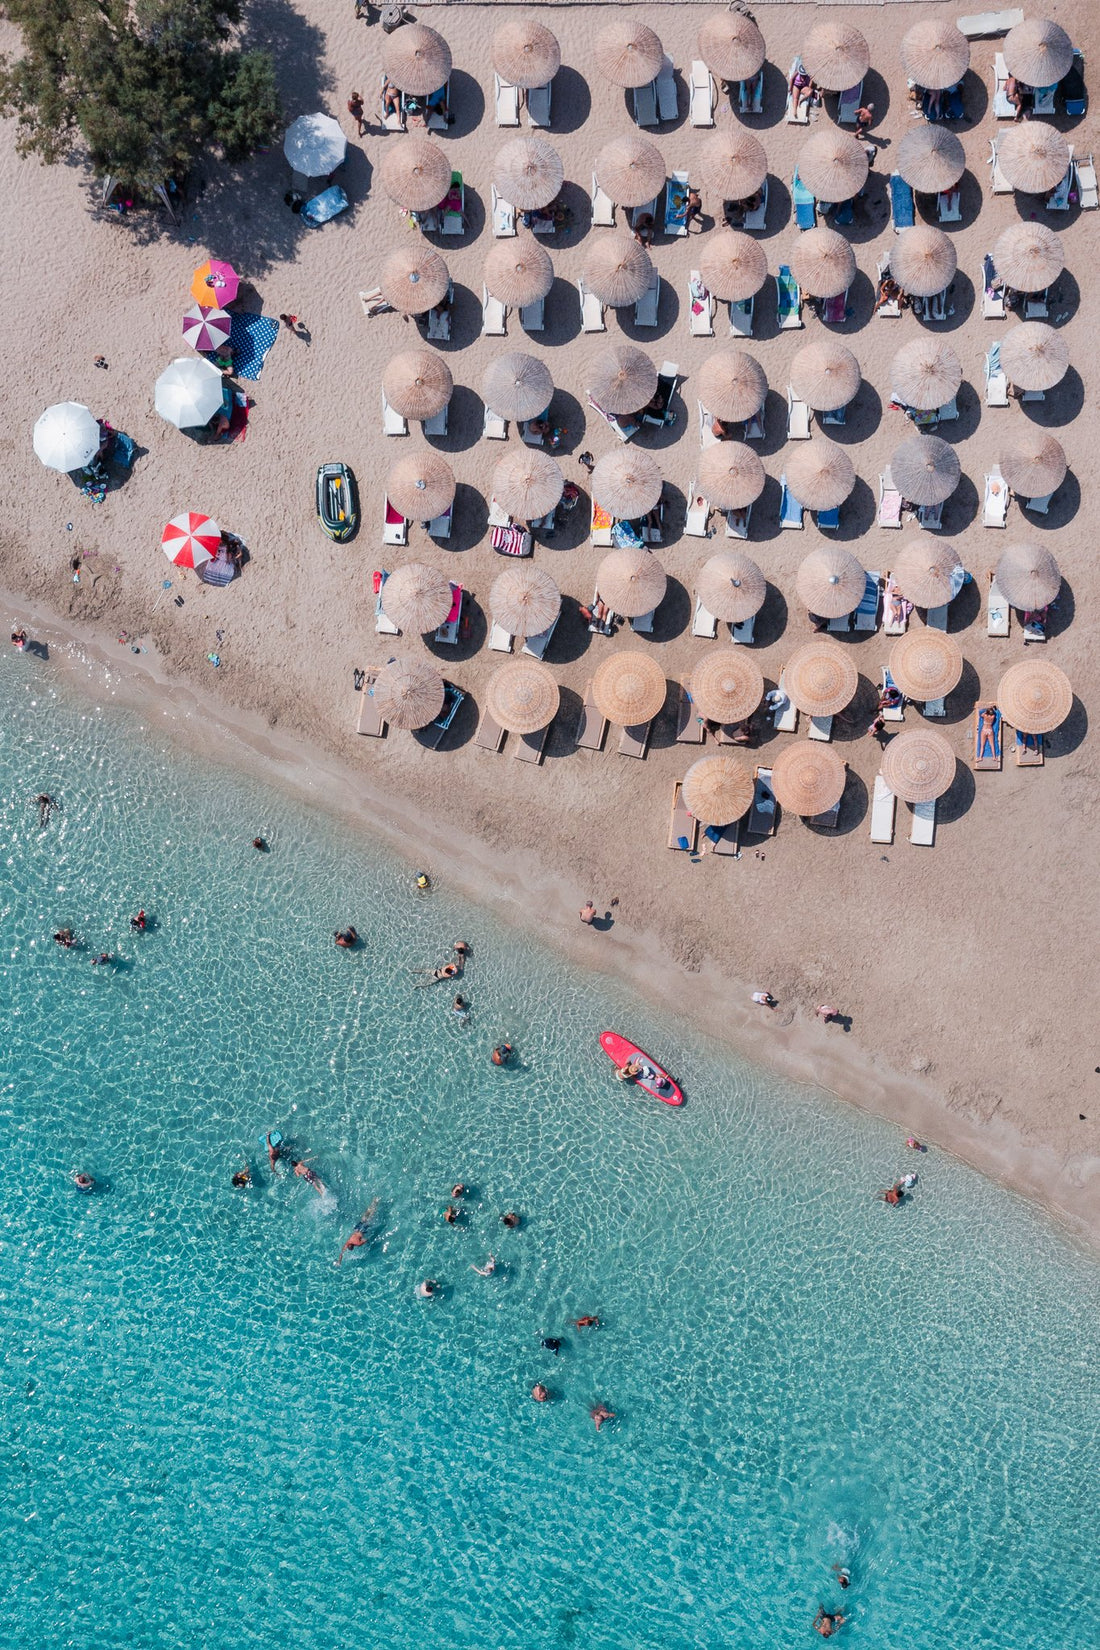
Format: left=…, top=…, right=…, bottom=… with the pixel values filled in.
left=443, top=1205, right=460, bottom=1225
left=231, top=1166, right=251, bottom=1189
left=266, top=1132, right=281, bottom=1171
left=531, top=1383, right=550, bottom=1403
left=129, top=910, right=146, bottom=932
left=541, top=1337, right=562, bottom=1355
left=335, top=1199, right=379, bottom=1265
left=252, top=837, right=268, bottom=851
left=491, top=1044, right=514, bottom=1066
left=451, top=1184, right=466, bottom=1199
left=53, top=929, right=75, bottom=948
left=574, top=1315, right=600, bottom=1329
left=416, top=1279, right=438, bottom=1298
left=334, top=927, right=358, bottom=949
left=90, top=954, right=112, bottom=966
left=471, top=1254, right=496, bottom=1277
left=813, top=1607, right=845, bottom=1638
left=452, top=994, right=469, bottom=1018
left=73, top=1171, right=94, bottom=1193
left=415, top=872, right=431, bottom=893
left=590, top=1402, right=615, bottom=1432
left=292, top=1159, right=327, bottom=1196
left=500, top=1211, right=521, bottom=1229
left=832, top=1565, right=851, bottom=1590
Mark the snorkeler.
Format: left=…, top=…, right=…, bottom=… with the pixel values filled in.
left=292, top=1159, right=327, bottom=1197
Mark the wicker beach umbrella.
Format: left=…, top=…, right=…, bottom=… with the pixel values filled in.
left=489, top=564, right=561, bottom=637
left=1004, top=18, right=1073, bottom=86
left=698, top=443, right=767, bottom=511
left=803, top=21, right=869, bottom=91
left=592, top=651, right=667, bottom=726
left=493, top=136, right=564, bottom=211
left=491, top=449, right=564, bottom=524
left=890, top=227, right=957, bottom=298
left=591, top=450, right=663, bottom=519
left=790, top=342, right=861, bottom=412
left=698, top=232, right=768, bottom=303
left=682, top=755, right=755, bottom=826
left=999, top=124, right=1071, bottom=195
left=699, top=130, right=768, bottom=202
left=594, top=136, right=665, bottom=209
left=688, top=650, right=764, bottom=725
left=382, top=23, right=452, bottom=96
left=999, top=322, right=1069, bottom=392
left=994, top=545, right=1062, bottom=611
left=587, top=346, right=658, bottom=415
left=789, top=227, right=856, bottom=300
left=386, top=454, right=456, bottom=521
left=890, top=339, right=962, bottom=409
left=378, top=562, right=454, bottom=633
left=891, top=436, right=960, bottom=506
left=880, top=730, right=956, bottom=803
left=371, top=658, right=446, bottom=730
left=596, top=547, right=667, bottom=618
left=33, top=401, right=101, bottom=471
left=997, top=658, right=1072, bottom=733
left=486, top=660, right=559, bottom=735
left=891, top=542, right=963, bottom=609
left=999, top=429, right=1066, bottom=499
left=594, top=20, right=664, bottom=88
left=492, top=20, right=560, bottom=89
left=900, top=19, right=970, bottom=89
left=787, top=443, right=856, bottom=513
left=483, top=237, right=553, bottom=309
left=797, top=129, right=869, bottom=202
left=698, top=349, right=767, bottom=422
left=582, top=236, right=654, bottom=308
left=697, top=550, right=766, bottom=624
left=380, top=246, right=450, bottom=315
left=795, top=546, right=865, bottom=617
left=481, top=353, right=554, bottom=421
left=993, top=223, right=1064, bottom=293
left=379, top=137, right=451, bottom=211
left=382, top=351, right=453, bottom=422
left=698, top=13, right=766, bottom=83
left=896, top=126, right=965, bottom=194
left=888, top=629, right=963, bottom=700
left=771, top=744, right=847, bottom=817
left=784, top=641, right=858, bottom=717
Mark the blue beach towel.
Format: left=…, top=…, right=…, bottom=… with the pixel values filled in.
left=228, top=313, right=280, bottom=381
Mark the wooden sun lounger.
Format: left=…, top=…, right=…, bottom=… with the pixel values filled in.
left=668, top=781, right=699, bottom=852
left=515, top=722, right=550, bottom=764
left=972, top=705, right=1003, bottom=770
left=677, top=679, right=705, bottom=744
left=870, top=775, right=896, bottom=843
left=575, top=679, right=606, bottom=751
left=619, top=720, right=652, bottom=759
left=709, top=820, right=741, bottom=855
left=1015, top=730, right=1044, bottom=766
left=475, top=707, right=506, bottom=752
left=356, top=675, right=386, bottom=738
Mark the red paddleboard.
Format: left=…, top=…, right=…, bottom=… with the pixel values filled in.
left=599, top=1031, right=683, bottom=1106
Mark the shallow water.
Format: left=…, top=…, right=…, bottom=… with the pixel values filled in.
left=0, top=651, right=1097, bottom=1650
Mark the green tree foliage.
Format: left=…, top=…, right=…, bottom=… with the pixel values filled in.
left=0, top=0, right=280, bottom=193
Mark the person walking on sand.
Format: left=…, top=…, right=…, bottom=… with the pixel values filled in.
left=752, top=991, right=777, bottom=1008
left=347, top=90, right=366, bottom=136
left=816, top=1005, right=838, bottom=1024
left=579, top=900, right=597, bottom=925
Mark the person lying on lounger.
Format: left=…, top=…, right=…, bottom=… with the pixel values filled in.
left=977, top=706, right=999, bottom=761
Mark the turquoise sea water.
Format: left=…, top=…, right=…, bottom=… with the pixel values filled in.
left=1, top=651, right=1098, bottom=1650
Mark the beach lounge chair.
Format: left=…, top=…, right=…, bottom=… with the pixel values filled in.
left=731, top=613, right=756, bottom=644
left=484, top=405, right=508, bottom=441
left=668, top=781, right=700, bottom=851
left=909, top=799, right=936, bottom=846
left=1023, top=288, right=1049, bottom=321
left=478, top=286, right=507, bottom=340
left=876, top=253, right=902, bottom=318
left=870, top=774, right=897, bottom=843
left=838, top=82, right=863, bottom=124
left=739, top=70, right=765, bottom=116
left=575, top=678, right=607, bottom=751
left=422, top=682, right=465, bottom=751
left=987, top=572, right=1011, bottom=636
left=522, top=614, right=558, bottom=660
left=993, top=52, right=1014, bottom=118
left=926, top=604, right=949, bottom=633
left=881, top=667, right=905, bottom=723
left=591, top=174, right=616, bottom=228
left=1022, top=487, right=1053, bottom=516
left=492, top=185, right=516, bottom=238
left=917, top=501, right=944, bottom=532
left=423, top=402, right=448, bottom=438
left=301, top=185, right=349, bottom=228
left=855, top=572, right=882, bottom=631
left=822, top=401, right=848, bottom=428
left=988, top=137, right=1012, bottom=195
left=515, top=721, right=551, bottom=764
left=1046, top=151, right=1074, bottom=211
left=808, top=714, right=833, bottom=742
left=591, top=505, right=614, bottom=549
left=821, top=290, right=849, bottom=326
left=375, top=571, right=401, bottom=636
left=690, top=61, right=716, bottom=127
left=1015, top=730, right=1044, bottom=766
left=984, top=343, right=1009, bottom=408
left=383, top=500, right=408, bottom=546
left=726, top=506, right=752, bottom=540
left=981, top=255, right=1006, bottom=319
left=1076, top=153, right=1097, bottom=210
left=883, top=575, right=910, bottom=635
left=1032, top=82, right=1057, bottom=117
left=488, top=620, right=514, bottom=654
left=475, top=706, right=507, bottom=751
left=777, top=267, right=803, bottom=330
left=691, top=596, right=718, bottom=638
left=631, top=608, right=655, bottom=635
left=786, top=58, right=812, bottom=125
left=698, top=402, right=719, bottom=449
left=878, top=470, right=903, bottom=529
left=747, top=768, right=778, bottom=836
left=1061, top=51, right=1087, bottom=117
left=527, top=82, right=552, bottom=128
left=984, top=466, right=1009, bottom=527
left=792, top=170, right=816, bottom=230
left=689, top=272, right=715, bottom=336
left=440, top=173, right=464, bottom=237
left=359, top=287, right=393, bottom=319
left=495, top=74, right=520, bottom=127
left=972, top=705, right=1003, bottom=770
left=743, top=177, right=768, bottom=232
left=588, top=395, right=639, bottom=444
left=665, top=173, right=691, bottom=237
left=937, top=188, right=962, bottom=224
left=1022, top=608, right=1047, bottom=644
left=656, top=56, right=678, bottom=123
left=382, top=390, right=408, bottom=437
left=579, top=277, right=606, bottom=333
left=729, top=295, right=755, bottom=338
left=423, top=83, right=450, bottom=132
left=425, top=304, right=452, bottom=346
left=631, top=195, right=660, bottom=235
left=619, top=719, right=652, bottom=758
left=520, top=419, right=546, bottom=448
left=634, top=267, right=660, bottom=328
left=787, top=388, right=811, bottom=439
left=644, top=363, right=680, bottom=427
left=772, top=674, right=797, bottom=733
left=428, top=504, right=453, bottom=542
left=685, top=487, right=710, bottom=539
left=677, top=680, right=706, bottom=744
left=937, top=396, right=959, bottom=425
left=779, top=478, right=803, bottom=530
left=356, top=675, right=387, bottom=739
left=633, top=78, right=659, bottom=129
left=519, top=296, right=544, bottom=334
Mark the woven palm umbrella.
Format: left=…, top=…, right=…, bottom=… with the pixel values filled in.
left=582, top=236, right=654, bottom=308
left=698, top=349, right=767, bottom=421
left=994, top=545, right=1062, bottom=610
left=682, top=755, right=755, bottom=826
left=492, top=20, right=560, bottom=89
left=486, top=660, right=560, bottom=734
left=797, top=129, right=869, bottom=202
left=789, top=228, right=856, bottom=299
left=587, top=346, right=657, bottom=415
left=596, top=547, right=667, bottom=617
left=493, top=137, right=564, bottom=211
left=890, top=227, right=957, bottom=298
left=697, top=550, right=766, bottom=624
left=591, top=449, right=662, bottom=519
left=595, top=136, right=665, bottom=209
left=896, top=126, right=965, bottom=194
left=594, top=20, right=664, bottom=88
left=491, top=450, right=564, bottom=524
left=483, top=237, right=553, bottom=310
left=699, top=130, right=768, bottom=201
left=771, top=744, right=847, bottom=817
left=380, top=246, right=450, bottom=315
left=489, top=564, right=561, bottom=638
left=378, top=563, right=454, bottom=633
left=698, top=232, right=768, bottom=303
left=787, top=442, right=855, bottom=513
left=997, top=658, right=1072, bottom=733
left=699, top=13, right=766, bottom=82
left=993, top=223, right=1064, bottom=293
left=803, top=21, right=869, bottom=90
left=900, top=19, right=970, bottom=89
left=999, top=322, right=1069, bottom=392
left=1004, top=18, right=1073, bottom=86
left=891, top=542, right=963, bottom=609
left=784, top=641, right=858, bottom=716
left=382, top=23, right=452, bottom=96
left=379, top=137, right=451, bottom=211
left=371, top=658, right=446, bottom=729
left=890, top=339, right=962, bottom=409
left=689, top=650, right=764, bottom=724
left=888, top=629, right=963, bottom=700
left=795, top=547, right=866, bottom=617
left=790, top=342, right=861, bottom=412
left=999, top=124, right=1071, bottom=194
left=999, top=429, right=1066, bottom=499
left=481, top=353, right=554, bottom=421
left=382, top=351, right=453, bottom=423
left=386, top=454, right=456, bottom=521
left=592, top=652, right=667, bottom=725
left=698, top=443, right=766, bottom=511
left=880, top=730, right=956, bottom=803
left=891, top=435, right=960, bottom=506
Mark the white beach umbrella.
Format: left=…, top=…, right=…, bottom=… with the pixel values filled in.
left=283, top=113, right=346, bottom=177
left=155, top=357, right=225, bottom=430
left=33, top=402, right=100, bottom=471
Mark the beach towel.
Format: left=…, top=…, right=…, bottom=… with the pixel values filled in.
left=200, top=550, right=236, bottom=586
left=611, top=520, right=645, bottom=550
left=212, top=391, right=250, bottom=444
left=491, top=525, right=532, bottom=557
left=228, top=314, right=280, bottom=381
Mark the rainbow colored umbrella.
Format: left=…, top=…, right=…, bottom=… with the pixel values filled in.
left=190, top=259, right=239, bottom=306
left=162, top=512, right=221, bottom=570
left=182, top=303, right=232, bottom=353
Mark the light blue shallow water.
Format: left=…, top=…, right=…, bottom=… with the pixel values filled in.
left=1, top=652, right=1098, bottom=1650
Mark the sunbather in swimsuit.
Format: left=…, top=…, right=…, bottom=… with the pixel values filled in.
left=977, top=707, right=999, bottom=761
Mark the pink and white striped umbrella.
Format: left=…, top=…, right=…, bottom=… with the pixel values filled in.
left=162, top=511, right=222, bottom=570
left=182, top=304, right=232, bottom=353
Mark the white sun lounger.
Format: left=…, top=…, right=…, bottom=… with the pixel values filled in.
left=1077, top=154, right=1097, bottom=210
left=630, top=609, right=655, bottom=635
left=726, top=506, right=751, bottom=540
left=382, top=390, right=408, bottom=436
left=383, top=502, right=408, bottom=546
left=491, top=185, right=516, bottom=237
left=1046, top=151, right=1074, bottom=211
left=984, top=466, right=1009, bottom=527
left=786, top=58, right=812, bottom=124
left=779, top=478, right=804, bottom=530
left=656, top=56, right=678, bottom=123
left=495, top=74, right=520, bottom=127
left=519, top=296, right=544, bottom=333
left=879, top=470, right=903, bottom=529
left=692, top=596, right=718, bottom=638
left=937, top=188, right=962, bottom=223
left=588, top=395, right=638, bottom=444
left=739, top=70, right=765, bottom=116
left=482, top=287, right=506, bottom=339
left=910, top=799, right=936, bottom=846
left=787, top=388, right=811, bottom=439
left=690, top=61, right=716, bottom=127
left=838, top=82, right=863, bottom=124
left=883, top=576, right=908, bottom=634
left=428, top=504, right=453, bottom=542
left=488, top=497, right=510, bottom=528
left=484, top=405, right=508, bottom=440
left=375, top=570, right=400, bottom=635
left=992, top=53, right=1014, bottom=118
left=1022, top=489, right=1052, bottom=516
left=579, top=278, right=605, bottom=332
left=729, top=296, right=754, bottom=337
left=685, top=486, right=710, bottom=539
left=633, top=78, right=659, bottom=129
left=773, top=674, right=798, bottom=733
left=425, top=291, right=452, bottom=342
left=809, top=715, right=833, bottom=742
left=356, top=676, right=386, bottom=738
left=870, top=775, right=896, bottom=843
left=433, top=584, right=461, bottom=641
left=985, top=345, right=1009, bottom=407
left=488, top=620, right=514, bottom=653
left=987, top=572, right=1010, bottom=637
left=1023, top=289, right=1049, bottom=321
left=855, top=572, right=882, bottom=631
left=876, top=253, right=902, bottom=318
left=634, top=268, right=660, bottom=328
left=743, top=177, right=768, bottom=231
left=981, top=255, right=1007, bottom=319
left=881, top=667, right=905, bottom=722
left=988, top=137, right=1012, bottom=194
left=698, top=401, right=719, bottom=449
left=423, top=402, right=447, bottom=438
left=631, top=194, right=660, bottom=233
left=522, top=613, right=558, bottom=659
left=527, top=83, right=551, bottom=128
left=917, top=501, right=943, bottom=532
left=732, top=614, right=756, bottom=644
left=591, top=502, right=614, bottom=546
left=958, top=11, right=1023, bottom=39
left=591, top=173, right=616, bottom=228
left=665, top=171, right=690, bottom=238
left=689, top=273, right=715, bottom=336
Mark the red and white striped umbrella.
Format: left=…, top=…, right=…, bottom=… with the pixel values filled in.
left=162, top=511, right=221, bottom=569
left=182, top=303, right=232, bottom=353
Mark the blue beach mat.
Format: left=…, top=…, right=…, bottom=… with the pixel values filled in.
left=228, top=313, right=280, bottom=380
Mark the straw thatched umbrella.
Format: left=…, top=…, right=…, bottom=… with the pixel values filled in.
left=378, top=562, right=455, bottom=633
left=891, top=541, right=963, bottom=608
left=697, top=550, right=766, bottom=624
left=880, top=730, right=956, bottom=803
left=999, top=322, right=1069, bottom=392
left=802, top=21, right=870, bottom=91
left=382, top=23, right=452, bottom=96
left=379, top=137, right=451, bottom=211
left=890, top=226, right=957, bottom=298
left=681, top=755, right=755, bottom=826
left=997, top=658, right=1072, bottom=733
left=787, top=442, right=856, bottom=513
left=790, top=341, right=861, bottom=411
left=587, top=346, right=658, bottom=415
left=592, top=651, right=666, bottom=725
left=371, top=658, right=446, bottom=729
left=698, top=349, right=767, bottom=421
left=493, top=137, right=564, bottom=211
left=386, top=454, right=456, bottom=522
left=489, top=564, right=561, bottom=637
left=888, top=629, right=963, bottom=700
left=596, top=547, right=667, bottom=617
left=999, top=124, right=1071, bottom=194
left=900, top=19, right=970, bottom=89
left=999, top=430, right=1066, bottom=499
left=994, top=545, right=1062, bottom=611
left=698, top=443, right=766, bottom=511
left=698, top=232, right=768, bottom=303
left=380, top=246, right=450, bottom=314
left=698, top=12, right=766, bottom=83
left=481, top=352, right=554, bottom=421
left=492, top=20, right=561, bottom=89
left=483, top=237, right=554, bottom=309
left=486, top=660, right=559, bottom=734
left=890, top=338, right=962, bottom=409
left=491, top=449, right=564, bottom=524
left=382, top=351, right=453, bottom=423
left=789, top=228, right=856, bottom=299
left=797, top=130, right=869, bottom=202
left=595, top=136, right=665, bottom=209
left=699, top=130, right=768, bottom=201
left=993, top=223, right=1064, bottom=293
left=689, top=650, right=764, bottom=724
left=891, top=435, right=960, bottom=506
left=795, top=546, right=865, bottom=617
left=591, top=449, right=662, bottom=519
left=582, top=237, right=654, bottom=308
left=771, top=744, right=847, bottom=817
left=1004, top=18, right=1073, bottom=86
left=896, top=126, right=965, bottom=194
left=784, top=641, right=858, bottom=716
left=594, top=20, right=664, bottom=88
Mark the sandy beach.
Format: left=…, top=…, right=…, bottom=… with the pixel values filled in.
left=1, top=2, right=1097, bottom=1244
